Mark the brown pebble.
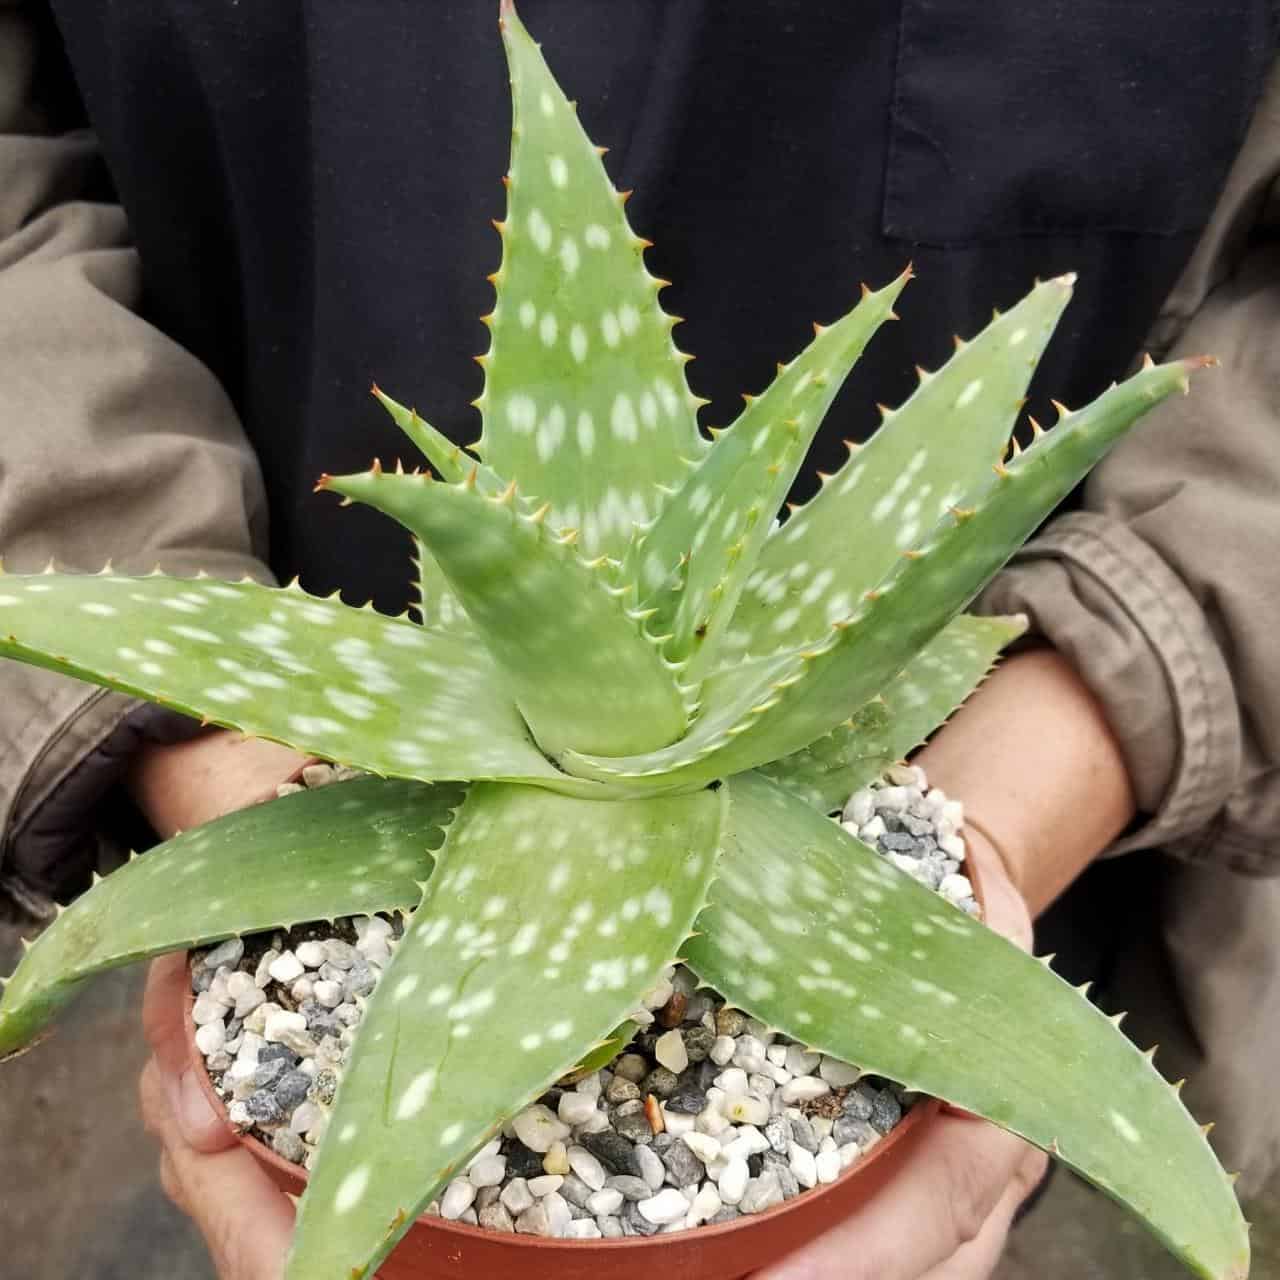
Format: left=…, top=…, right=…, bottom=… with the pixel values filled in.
left=644, top=1094, right=666, bottom=1135
left=658, top=991, right=688, bottom=1029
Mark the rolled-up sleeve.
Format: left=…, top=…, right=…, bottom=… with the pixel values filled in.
left=0, top=1, right=274, bottom=912
left=978, top=63, right=1280, bottom=875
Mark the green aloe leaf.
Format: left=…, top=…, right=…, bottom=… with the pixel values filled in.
left=759, top=613, right=1026, bottom=812
left=633, top=270, right=909, bottom=683
left=687, top=772, right=1248, bottom=1280
left=287, top=780, right=724, bottom=1279
left=0, top=778, right=461, bottom=1060
left=473, top=2, right=708, bottom=561
left=321, top=469, right=690, bottom=757
left=722, top=276, right=1074, bottom=662
left=0, top=573, right=581, bottom=791
left=371, top=385, right=472, bottom=485
left=561, top=357, right=1198, bottom=790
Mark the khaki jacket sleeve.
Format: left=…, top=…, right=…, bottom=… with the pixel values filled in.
left=978, top=61, right=1280, bottom=875
left=0, top=1, right=273, bottom=912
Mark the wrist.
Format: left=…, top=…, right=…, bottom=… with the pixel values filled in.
left=914, top=646, right=1135, bottom=918
left=126, top=729, right=316, bottom=839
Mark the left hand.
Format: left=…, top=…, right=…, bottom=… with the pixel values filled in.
left=139, top=953, right=295, bottom=1279
left=749, top=829, right=1048, bottom=1280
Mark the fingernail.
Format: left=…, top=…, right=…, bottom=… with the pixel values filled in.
left=178, top=1066, right=217, bottom=1138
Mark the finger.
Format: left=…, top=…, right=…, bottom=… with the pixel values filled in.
left=919, top=1150, right=1050, bottom=1280
left=141, top=1052, right=294, bottom=1279
left=141, top=957, right=239, bottom=1154
left=752, top=1113, right=1035, bottom=1280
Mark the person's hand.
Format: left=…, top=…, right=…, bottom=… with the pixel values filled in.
left=140, top=953, right=295, bottom=1279
left=127, top=728, right=314, bottom=839
left=749, top=830, right=1047, bottom=1280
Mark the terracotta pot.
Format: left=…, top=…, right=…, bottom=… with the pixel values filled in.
left=177, top=859, right=986, bottom=1278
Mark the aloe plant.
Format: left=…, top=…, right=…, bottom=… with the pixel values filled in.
left=0, top=4, right=1247, bottom=1278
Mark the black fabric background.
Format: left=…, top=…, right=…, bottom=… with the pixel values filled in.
left=40, top=0, right=1277, bottom=614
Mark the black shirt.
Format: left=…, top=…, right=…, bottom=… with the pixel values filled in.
left=42, top=0, right=1276, bottom=611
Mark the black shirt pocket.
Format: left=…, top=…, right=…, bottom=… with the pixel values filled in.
left=883, top=0, right=1276, bottom=246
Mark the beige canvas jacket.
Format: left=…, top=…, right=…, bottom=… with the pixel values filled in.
left=0, top=1, right=1277, bottom=1189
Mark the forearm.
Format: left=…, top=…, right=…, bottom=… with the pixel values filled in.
left=915, top=646, right=1135, bottom=919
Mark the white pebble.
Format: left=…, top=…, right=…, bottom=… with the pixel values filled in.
left=634, top=1143, right=665, bottom=1190
left=543, top=1191, right=572, bottom=1236
left=940, top=873, right=974, bottom=903
left=819, top=1057, right=861, bottom=1088
left=586, top=1188, right=623, bottom=1216
left=789, top=1142, right=818, bottom=1189
left=574, top=1072, right=602, bottom=1100
left=714, top=1067, right=749, bottom=1095
left=268, top=952, right=305, bottom=984
left=441, top=1179, right=477, bottom=1220
left=939, top=833, right=967, bottom=859
left=295, top=941, right=328, bottom=968
left=661, top=1107, right=696, bottom=1137
left=722, top=1095, right=771, bottom=1126
left=191, top=994, right=229, bottom=1026
left=558, top=1092, right=598, bottom=1127
left=527, top=1174, right=563, bottom=1198
left=732, top=1035, right=767, bottom=1073
left=301, top=762, right=338, bottom=788
left=254, top=950, right=278, bottom=988
left=785, top=1045, right=820, bottom=1077
left=195, top=1020, right=226, bottom=1056
left=290, top=977, right=314, bottom=1003
left=290, top=1101, right=321, bottom=1134
left=263, top=1010, right=308, bottom=1043
left=655, top=1029, right=689, bottom=1074
left=567, top=1146, right=606, bottom=1191
left=682, top=1131, right=722, bottom=1165
left=709, top=1036, right=736, bottom=1066
left=687, top=1181, right=722, bottom=1226
left=501, top=1178, right=534, bottom=1214
left=566, top=1219, right=602, bottom=1239
left=816, top=1149, right=841, bottom=1184
left=859, top=815, right=887, bottom=842
left=512, top=1104, right=570, bottom=1153
left=312, top=980, right=343, bottom=1008
left=468, top=1155, right=507, bottom=1188
left=781, top=1076, right=831, bottom=1104
left=641, top=976, right=674, bottom=1010
left=839, top=1143, right=861, bottom=1170
left=875, top=785, right=911, bottom=812
left=638, top=1188, right=691, bottom=1225
left=843, top=788, right=876, bottom=826
left=695, top=1106, right=732, bottom=1138
left=766, top=1044, right=788, bottom=1068
left=575, top=1110, right=610, bottom=1135
left=717, top=1156, right=750, bottom=1205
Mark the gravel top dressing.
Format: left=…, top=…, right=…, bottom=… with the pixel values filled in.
left=190, top=764, right=977, bottom=1240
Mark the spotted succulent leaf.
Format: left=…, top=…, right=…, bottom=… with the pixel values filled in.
left=759, top=613, right=1027, bottom=811
left=687, top=772, right=1248, bottom=1280
left=560, top=357, right=1195, bottom=789
left=633, top=270, right=910, bottom=683
left=321, top=468, right=690, bottom=756
left=474, top=3, right=708, bottom=561
left=723, top=276, right=1074, bottom=663
left=0, top=574, right=583, bottom=791
left=287, top=780, right=724, bottom=1279
left=0, top=778, right=461, bottom=1060
left=371, top=385, right=473, bottom=485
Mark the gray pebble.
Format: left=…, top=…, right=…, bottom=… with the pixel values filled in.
left=245, top=1090, right=283, bottom=1125
left=740, top=1172, right=785, bottom=1215
left=633, top=1142, right=665, bottom=1191
left=841, top=1090, right=873, bottom=1122
left=252, top=1058, right=289, bottom=1090
left=641, top=1067, right=679, bottom=1098
left=870, top=1090, right=902, bottom=1134
left=683, top=1027, right=716, bottom=1063
left=597, top=1214, right=624, bottom=1239
left=475, top=1185, right=501, bottom=1210
left=664, top=1084, right=708, bottom=1115
left=478, top=1203, right=514, bottom=1233
left=612, top=1054, right=648, bottom=1083
left=558, top=1173, right=594, bottom=1210
left=788, top=1114, right=819, bottom=1154
left=310, top=1069, right=338, bottom=1106
left=764, top=1117, right=791, bottom=1155
left=708, top=1206, right=741, bottom=1225
left=504, top=1142, right=544, bottom=1180
left=761, top=1151, right=801, bottom=1199
left=833, top=1116, right=878, bottom=1148
left=514, top=1201, right=551, bottom=1236
left=270, top=1128, right=306, bottom=1164
left=273, top=1069, right=312, bottom=1111
left=605, top=1077, right=641, bottom=1105
left=614, top=1111, right=656, bottom=1144
left=659, top=1139, right=703, bottom=1188
left=605, top=1175, right=651, bottom=1203
left=258, top=1043, right=299, bottom=1069
left=191, top=967, right=214, bottom=994
left=581, top=1131, right=640, bottom=1176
